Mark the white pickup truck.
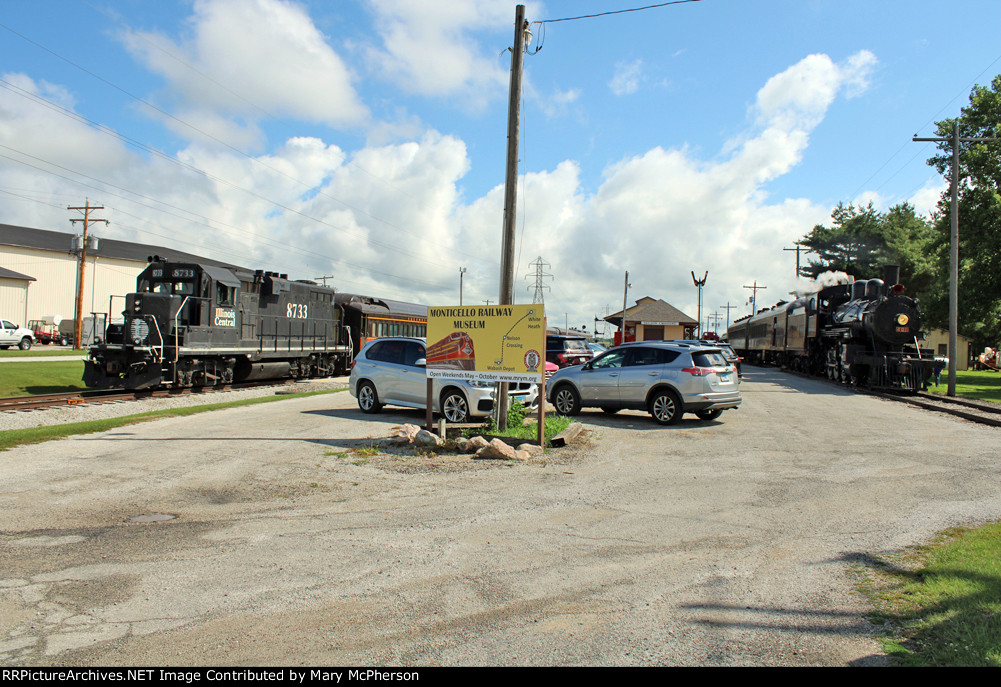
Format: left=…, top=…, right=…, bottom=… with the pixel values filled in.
left=0, top=320, right=35, bottom=350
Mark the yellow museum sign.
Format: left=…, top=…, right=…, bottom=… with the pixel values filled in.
left=425, top=304, right=545, bottom=382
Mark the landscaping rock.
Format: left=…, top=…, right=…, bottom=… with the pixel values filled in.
left=474, top=438, right=518, bottom=461
left=414, top=429, right=443, bottom=447
left=516, top=443, right=544, bottom=458
left=467, top=436, right=491, bottom=452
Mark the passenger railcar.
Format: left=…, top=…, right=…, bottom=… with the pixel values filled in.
left=84, top=259, right=352, bottom=389
left=335, top=293, right=428, bottom=356
left=727, top=266, right=937, bottom=392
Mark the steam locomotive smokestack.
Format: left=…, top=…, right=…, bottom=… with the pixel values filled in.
left=883, top=264, right=900, bottom=286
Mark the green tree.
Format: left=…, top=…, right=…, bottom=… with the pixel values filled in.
left=926, top=75, right=1001, bottom=346
left=799, top=201, right=894, bottom=280
left=799, top=201, right=937, bottom=291
left=883, top=201, right=942, bottom=313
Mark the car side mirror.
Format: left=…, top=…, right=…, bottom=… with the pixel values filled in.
left=415, top=358, right=427, bottom=367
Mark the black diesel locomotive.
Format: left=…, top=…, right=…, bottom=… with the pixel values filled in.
left=727, top=265, right=938, bottom=391
left=84, top=259, right=352, bottom=390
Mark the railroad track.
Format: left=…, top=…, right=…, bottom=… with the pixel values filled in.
left=0, top=381, right=296, bottom=413
left=865, top=389, right=1001, bottom=428
left=745, top=363, right=1001, bottom=428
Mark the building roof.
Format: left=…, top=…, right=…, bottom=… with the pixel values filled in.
left=605, top=297, right=697, bottom=327
left=0, top=222, right=244, bottom=271
left=0, top=266, right=36, bottom=281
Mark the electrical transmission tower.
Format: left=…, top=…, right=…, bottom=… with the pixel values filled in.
left=525, top=256, right=553, bottom=304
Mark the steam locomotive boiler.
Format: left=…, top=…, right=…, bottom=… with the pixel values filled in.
left=83, top=259, right=352, bottom=390
left=727, top=265, right=937, bottom=392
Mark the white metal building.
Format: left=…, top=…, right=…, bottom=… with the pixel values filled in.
left=0, top=222, right=242, bottom=337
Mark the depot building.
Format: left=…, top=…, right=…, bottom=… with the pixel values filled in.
left=605, top=297, right=699, bottom=345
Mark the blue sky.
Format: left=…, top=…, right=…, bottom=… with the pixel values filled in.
left=2, top=0, right=999, bottom=334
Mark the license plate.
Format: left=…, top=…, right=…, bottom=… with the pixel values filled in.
left=719, top=373, right=731, bottom=382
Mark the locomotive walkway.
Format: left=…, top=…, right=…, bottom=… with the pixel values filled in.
left=1, top=367, right=999, bottom=666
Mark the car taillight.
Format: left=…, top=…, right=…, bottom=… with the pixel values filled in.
left=682, top=367, right=716, bottom=376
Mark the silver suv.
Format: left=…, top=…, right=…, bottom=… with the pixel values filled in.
left=349, top=337, right=539, bottom=423
left=546, top=341, right=740, bottom=424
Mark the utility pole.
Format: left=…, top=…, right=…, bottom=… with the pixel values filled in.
left=691, top=271, right=707, bottom=338
left=69, top=201, right=107, bottom=350
left=621, top=271, right=631, bottom=343
left=743, top=281, right=766, bottom=315
left=459, top=267, right=467, bottom=306
left=914, top=124, right=998, bottom=397
left=720, top=302, right=737, bottom=331
left=314, top=275, right=334, bottom=287
left=705, top=312, right=723, bottom=338
left=497, top=4, right=530, bottom=431
left=525, top=256, right=553, bottom=304
left=783, top=242, right=808, bottom=278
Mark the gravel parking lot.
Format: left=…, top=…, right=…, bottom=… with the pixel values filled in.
left=1, top=367, right=999, bottom=666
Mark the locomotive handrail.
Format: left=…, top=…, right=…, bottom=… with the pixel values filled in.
left=148, top=313, right=165, bottom=363
left=173, top=296, right=191, bottom=371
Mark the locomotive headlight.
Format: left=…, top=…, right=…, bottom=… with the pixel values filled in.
left=896, top=314, right=910, bottom=326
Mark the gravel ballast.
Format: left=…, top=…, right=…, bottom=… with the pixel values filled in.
left=0, top=378, right=350, bottom=432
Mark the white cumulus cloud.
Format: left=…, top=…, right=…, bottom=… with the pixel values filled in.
left=120, top=0, right=368, bottom=135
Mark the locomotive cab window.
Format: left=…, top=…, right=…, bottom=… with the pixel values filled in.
left=172, top=281, right=194, bottom=295
left=216, top=283, right=235, bottom=305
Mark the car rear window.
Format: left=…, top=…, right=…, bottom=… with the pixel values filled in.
left=692, top=350, right=728, bottom=367
left=625, top=347, right=680, bottom=366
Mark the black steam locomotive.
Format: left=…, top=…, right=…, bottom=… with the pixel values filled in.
left=84, top=258, right=352, bottom=390
left=726, top=266, right=937, bottom=391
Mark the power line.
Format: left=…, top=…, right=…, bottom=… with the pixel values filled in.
left=541, top=0, right=702, bottom=24
left=0, top=23, right=495, bottom=269
left=0, top=150, right=449, bottom=289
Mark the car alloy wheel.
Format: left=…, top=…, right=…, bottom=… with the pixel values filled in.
left=441, top=390, right=469, bottom=423
left=650, top=389, right=682, bottom=425
left=357, top=381, right=382, bottom=413
left=553, top=385, right=581, bottom=416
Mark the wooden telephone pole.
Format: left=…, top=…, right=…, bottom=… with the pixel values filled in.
left=69, top=201, right=107, bottom=350
left=913, top=124, right=998, bottom=396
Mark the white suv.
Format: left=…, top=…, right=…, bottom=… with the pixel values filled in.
left=349, top=337, right=539, bottom=423
left=0, top=320, right=34, bottom=350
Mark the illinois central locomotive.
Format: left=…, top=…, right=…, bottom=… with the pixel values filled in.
left=726, top=265, right=938, bottom=392
left=84, top=258, right=352, bottom=390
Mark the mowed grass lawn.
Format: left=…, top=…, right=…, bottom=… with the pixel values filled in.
left=0, top=361, right=88, bottom=397
left=925, top=370, right=1001, bottom=403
